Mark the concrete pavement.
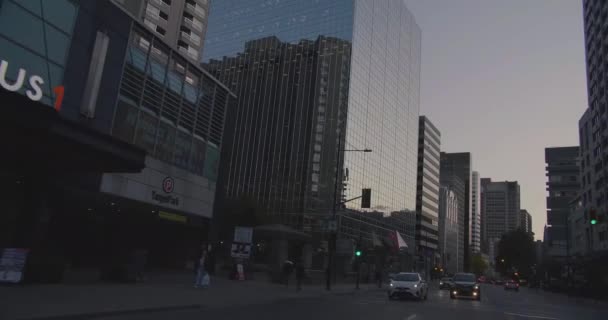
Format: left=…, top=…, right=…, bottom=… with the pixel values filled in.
left=0, top=272, right=381, bottom=320
left=95, top=282, right=608, bottom=320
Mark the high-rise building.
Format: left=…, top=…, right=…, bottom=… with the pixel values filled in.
left=480, top=177, right=491, bottom=253
left=203, top=0, right=421, bottom=224
left=415, top=116, right=441, bottom=261
left=440, top=152, right=471, bottom=271
left=545, top=147, right=580, bottom=257
left=438, top=186, right=459, bottom=274
left=481, top=179, right=521, bottom=245
left=519, top=209, right=533, bottom=234
left=471, top=171, right=481, bottom=253
left=580, top=0, right=608, bottom=253
left=114, top=0, right=209, bottom=62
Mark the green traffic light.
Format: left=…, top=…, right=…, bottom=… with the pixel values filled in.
left=591, top=219, right=597, bottom=225
left=355, top=251, right=362, bottom=257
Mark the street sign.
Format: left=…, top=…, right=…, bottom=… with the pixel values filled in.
left=231, top=226, right=253, bottom=259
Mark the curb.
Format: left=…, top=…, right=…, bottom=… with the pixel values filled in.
left=17, top=305, right=202, bottom=320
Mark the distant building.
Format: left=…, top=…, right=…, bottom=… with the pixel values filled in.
left=544, top=147, right=580, bottom=258
left=535, top=240, right=544, bottom=265
left=439, top=186, right=459, bottom=274
left=471, top=171, right=481, bottom=253
left=440, top=152, right=472, bottom=271
left=567, top=194, right=591, bottom=257
left=416, top=116, right=441, bottom=263
left=519, top=209, right=533, bottom=234
left=481, top=179, right=521, bottom=246
left=480, top=178, right=491, bottom=253
left=580, top=0, right=608, bottom=252
left=114, top=0, right=210, bottom=62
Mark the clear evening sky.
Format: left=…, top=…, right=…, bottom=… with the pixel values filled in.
left=405, top=0, right=587, bottom=239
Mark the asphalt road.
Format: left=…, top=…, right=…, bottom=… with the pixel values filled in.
left=98, top=283, right=608, bottom=320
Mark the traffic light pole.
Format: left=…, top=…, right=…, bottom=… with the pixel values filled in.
left=326, top=133, right=342, bottom=291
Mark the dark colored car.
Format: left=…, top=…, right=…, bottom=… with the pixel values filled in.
left=504, top=279, right=519, bottom=291
left=450, top=273, right=481, bottom=300
left=439, top=277, right=453, bottom=289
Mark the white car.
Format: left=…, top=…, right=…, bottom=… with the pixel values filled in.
left=387, top=272, right=428, bottom=300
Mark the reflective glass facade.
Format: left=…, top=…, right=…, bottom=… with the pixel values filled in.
left=114, top=25, right=232, bottom=180
left=204, top=0, right=420, bottom=217
left=0, top=0, right=78, bottom=106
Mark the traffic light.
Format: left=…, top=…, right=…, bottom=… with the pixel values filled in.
left=590, top=209, right=598, bottom=225
left=361, top=188, right=371, bottom=208
left=355, top=249, right=362, bottom=257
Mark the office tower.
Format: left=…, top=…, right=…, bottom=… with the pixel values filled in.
left=415, top=116, right=441, bottom=261
left=481, top=179, right=521, bottom=245
left=545, top=147, right=580, bottom=257
left=480, top=178, right=491, bottom=253
left=471, top=171, right=481, bottom=253
left=581, top=0, right=608, bottom=252
left=439, top=186, right=459, bottom=274
left=115, top=0, right=209, bottom=61
left=519, top=209, right=533, bottom=234
left=440, top=152, right=471, bottom=271
left=203, top=0, right=421, bottom=224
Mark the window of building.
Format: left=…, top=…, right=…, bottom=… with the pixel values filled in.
left=159, top=11, right=169, bottom=21
left=161, top=0, right=172, bottom=5
left=146, top=3, right=160, bottom=18
left=156, top=26, right=166, bottom=36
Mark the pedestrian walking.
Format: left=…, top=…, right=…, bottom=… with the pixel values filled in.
left=194, top=250, right=209, bottom=288
left=295, top=260, right=305, bottom=291
left=282, top=260, right=294, bottom=287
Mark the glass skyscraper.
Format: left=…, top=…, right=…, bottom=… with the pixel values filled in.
left=204, top=0, right=421, bottom=221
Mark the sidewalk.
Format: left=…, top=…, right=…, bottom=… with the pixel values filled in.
left=0, top=272, right=381, bottom=320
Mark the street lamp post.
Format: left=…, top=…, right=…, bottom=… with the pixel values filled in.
left=326, top=133, right=371, bottom=291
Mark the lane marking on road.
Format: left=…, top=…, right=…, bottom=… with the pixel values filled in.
left=504, top=312, right=559, bottom=320
left=405, top=314, right=417, bottom=320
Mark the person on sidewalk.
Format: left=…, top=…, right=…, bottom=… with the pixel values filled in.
left=282, top=260, right=294, bottom=287
left=194, top=250, right=209, bottom=288
left=295, top=260, right=305, bottom=292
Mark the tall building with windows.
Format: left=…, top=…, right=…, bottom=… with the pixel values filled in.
left=440, top=152, right=471, bottom=271
left=481, top=179, right=521, bottom=245
left=0, top=0, right=231, bottom=282
left=115, top=0, right=209, bottom=62
left=438, top=186, right=459, bottom=274
left=415, top=116, right=440, bottom=261
left=471, top=171, right=481, bottom=253
left=519, top=209, right=533, bottom=234
left=580, top=0, right=608, bottom=252
left=480, top=178, right=491, bottom=253
left=545, top=147, right=580, bottom=257
left=203, top=0, right=421, bottom=225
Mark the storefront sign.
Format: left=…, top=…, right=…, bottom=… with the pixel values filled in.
left=158, top=211, right=187, bottom=223
left=231, top=226, right=253, bottom=259
left=151, top=190, right=179, bottom=206
left=0, top=248, right=29, bottom=283
left=0, top=59, right=64, bottom=111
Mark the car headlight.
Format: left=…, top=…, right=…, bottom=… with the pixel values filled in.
left=389, top=283, right=393, bottom=287
left=414, top=284, right=418, bottom=288
left=474, top=285, right=479, bottom=290
left=440, top=281, right=443, bottom=285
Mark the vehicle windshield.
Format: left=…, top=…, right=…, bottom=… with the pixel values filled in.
left=453, top=274, right=477, bottom=282
left=393, top=274, right=420, bottom=282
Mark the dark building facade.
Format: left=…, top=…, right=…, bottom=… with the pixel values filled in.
left=439, top=175, right=465, bottom=273
left=545, top=147, right=580, bottom=258
left=415, top=116, right=440, bottom=263
left=440, top=152, right=472, bottom=271
left=580, top=0, right=608, bottom=253
left=0, top=0, right=232, bottom=282
left=203, top=0, right=421, bottom=226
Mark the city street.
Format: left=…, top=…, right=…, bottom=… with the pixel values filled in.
left=96, top=284, right=607, bottom=320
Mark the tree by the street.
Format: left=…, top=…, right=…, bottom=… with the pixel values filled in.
left=496, top=228, right=536, bottom=277
left=470, top=253, right=488, bottom=276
